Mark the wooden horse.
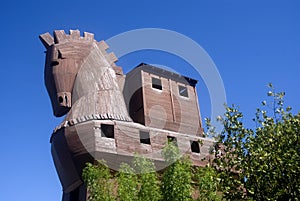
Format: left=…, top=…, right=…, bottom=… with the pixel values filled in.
left=40, top=29, right=214, bottom=201
left=40, top=30, right=132, bottom=200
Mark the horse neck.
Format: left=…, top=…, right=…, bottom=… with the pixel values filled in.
left=72, top=44, right=119, bottom=102
left=65, top=44, right=130, bottom=121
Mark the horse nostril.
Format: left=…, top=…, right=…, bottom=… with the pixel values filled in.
left=58, top=96, right=64, bottom=103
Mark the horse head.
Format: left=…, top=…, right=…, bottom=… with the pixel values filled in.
left=39, top=30, right=118, bottom=117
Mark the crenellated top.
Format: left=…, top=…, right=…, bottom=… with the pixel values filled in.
left=40, top=30, right=118, bottom=68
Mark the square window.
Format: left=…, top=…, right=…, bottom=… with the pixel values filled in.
left=152, top=77, right=162, bottom=90
left=178, top=85, right=188, bottom=97
left=101, top=124, right=114, bottom=138
left=167, top=136, right=178, bottom=146
left=140, top=131, right=151, bottom=144
left=190, top=141, right=200, bottom=153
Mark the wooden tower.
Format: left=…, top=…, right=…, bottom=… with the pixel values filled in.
left=123, top=63, right=203, bottom=136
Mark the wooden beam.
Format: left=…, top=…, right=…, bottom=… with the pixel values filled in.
left=54, top=30, right=67, bottom=43
left=39, top=32, right=54, bottom=49
left=84, top=32, right=94, bottom=41
left=70, top=30, right=80, bottom=40
left=106, top=52, right=118, bottom=64
left=97, top=40, right=109, bottom=51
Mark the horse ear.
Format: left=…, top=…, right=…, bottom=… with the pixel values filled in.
left=39, top=32, right=54, bottom=49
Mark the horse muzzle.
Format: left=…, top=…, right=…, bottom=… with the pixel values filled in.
left=57, top=92, right=72, bottom=108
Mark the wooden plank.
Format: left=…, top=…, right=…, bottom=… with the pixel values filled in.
left=105, top=52, right=118, bottom=64
left=97, top=40, right=109, bottom=51
left=70, top=29, right=80, bottom=40
left=39, top=32, right=54, bottom=48
left=54, top=30, right=67, bottom=43
left=84, top=32, right=94, bottom=41
left=169, top=79, right=176, bottom=122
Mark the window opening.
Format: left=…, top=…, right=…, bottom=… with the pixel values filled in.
left=178, top=85, right=188, bottom=97
left=190, top=141, right=200, bottom=153
left=101, top=124, right=114, bottom=138
left=167, top=136, right=178, bottom=146
left=152, top=77, right=162, bottom=90
left=140, top=131, right=151, bottom=144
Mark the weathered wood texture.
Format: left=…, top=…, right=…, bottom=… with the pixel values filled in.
left=123, top=65, right=203, bottom=136
left=142, top=71, right=202, bottom=136
left=51, top=119, right=214, bottom=193
left=51, top=128, right=83, bottom=193
left=41, top=30, right=211, bottom=201
left=41, top=30, right=130, bottom=121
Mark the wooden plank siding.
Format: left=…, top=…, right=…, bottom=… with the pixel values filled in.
left=56, top=120, right=213, bottom=169
left=141, top=70, right=202, bottom=136
left=123, top=64, right=203, bottom=135
left=51, top=119, right=214, bottom=193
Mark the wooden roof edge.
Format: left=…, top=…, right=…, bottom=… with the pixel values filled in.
left=129, top=63, right=198, bottom=87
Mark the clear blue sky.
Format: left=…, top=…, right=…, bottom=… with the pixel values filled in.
left=0, top=1, right=299, bottom=200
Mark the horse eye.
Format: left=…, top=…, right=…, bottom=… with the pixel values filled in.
left=51, top=61, right=59, bottom=66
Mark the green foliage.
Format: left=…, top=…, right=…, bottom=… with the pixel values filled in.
left=133, top=156, right=162, bottom=201
left=82, top=144, right=224, bottom=201
left=210, top=85, right=300, bottom=200
left=117, top=163, right=138, bottom=201
left=82, top=161, right=115, bottom=201
left=162, top=141, right=193, bottom=201
left=162, top=139, right=180, bottom=165
left=82, top=86, right=299, bottom=201
left=196, top=166, right=221, bottom=201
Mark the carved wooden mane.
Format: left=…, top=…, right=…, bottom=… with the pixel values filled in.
left=40, top=30, right=131, bottom=129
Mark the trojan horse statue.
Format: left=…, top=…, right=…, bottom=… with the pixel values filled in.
left=40, top=30, right=214, bottom=201
left=40, top=30, right=133, bottom=200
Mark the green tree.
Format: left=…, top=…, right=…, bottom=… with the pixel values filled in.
left=210, top=84, right=300, bottom=200
left=161, top=140, right=193, bottom=201
left=82, top=161, right=115, bottom=201
left=133, top=156, right=162, bottom=201
left=117, top=163, right=139, bottom=201
left=196, top=166, right=221, bottom=201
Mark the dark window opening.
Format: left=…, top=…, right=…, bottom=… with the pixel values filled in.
left=167, top=136, right=178, bottom=146
left=179, top=85, right=188, bottom=97
left=101, top=124, right=114, bottom=138
left=152, top=77, right=162, bottom=90
left=140, top=131, right=151, bottom=144
left=190, top=141, right=200, bottom=153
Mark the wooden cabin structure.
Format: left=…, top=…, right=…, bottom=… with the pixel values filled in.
left=40, top=30, right=214, bottom=201
left=124, top=63, right=203, bottom=136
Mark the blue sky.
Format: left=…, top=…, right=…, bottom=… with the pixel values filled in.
left=0, top=1, right=299, bottom=200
